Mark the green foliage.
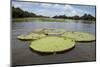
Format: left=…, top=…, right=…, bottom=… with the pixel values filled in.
left=80, top=14, right=96, bottom=21
left=17, top=28, right=95, bottom=53
left=53, top=14, right=96, bottom=21
left=12, top=6, right=48, bottom=18
left=12, top=6, right=96, bottom=21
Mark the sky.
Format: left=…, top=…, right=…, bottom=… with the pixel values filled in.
left=12, top=1, right=96, bottom=17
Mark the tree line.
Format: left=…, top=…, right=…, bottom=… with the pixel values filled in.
left=12, top=6, right=96, bottom=21
left=12, top=6, right=48, bottom=18
left=53, top=14, right=96, bottom=21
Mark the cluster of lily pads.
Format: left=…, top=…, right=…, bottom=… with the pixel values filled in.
left=17, top=28, right=95, bottom=53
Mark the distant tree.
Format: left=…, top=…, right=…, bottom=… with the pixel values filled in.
left=73, top=15, right=80, bottom=20
left=53, top=15, right=58, bottom=18
left=53, top=15, right=67, bottom=19
left=87, top=14, right=96, bottom=21
left=12, top=7, right=25, bottom=18
left=53, top=13, right=96, bottom=21
left=12, top=6, right=96, bottom=21
left=12, top=6, right=49, bottom=18
left=80, top=13, right=95, bottom=21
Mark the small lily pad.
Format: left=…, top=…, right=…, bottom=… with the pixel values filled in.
left=17, top=33, right=46, bottom=40
left=29, top=36, right=75, bottom=53
left=62, top=32, right=95, bottom=42
left=32, top=29, right=45, bottom=34
left=44, top=28, right=65, bottom=35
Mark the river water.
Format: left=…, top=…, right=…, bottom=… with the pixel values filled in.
left=11, top=19, right=96, bottom=66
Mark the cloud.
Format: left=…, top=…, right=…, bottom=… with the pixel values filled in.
left=12, top=2, right=39, bottom=13
left=38, top=3, right=76, bottom=16
left=54, top=5, right=78, bottom=16
left=35, top=4, right=80, bottom=17
left=12, top=1, right=95, bottom=17
left=62, top=5, right=87, bottom=16
left=64, top=5, right=73, bottom=10
left=12, top=2, right=38, bottom=8
left=12, top=2, right=22, bottom=7
left=53, top=4, right=63, bottom=8
left=41, top=3, right=52, bottom=8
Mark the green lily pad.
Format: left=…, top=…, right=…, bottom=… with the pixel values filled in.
left=62, top=32, right=95, bottom=42
left=32, top=29, right=45, bottom=34
left=17, top=33, right=46, bottom=40
left=44, top=28, right=65, bottom=35
left=29, top=36, right=75, bottom=53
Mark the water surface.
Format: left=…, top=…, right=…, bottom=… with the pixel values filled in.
left=12, top=19, right=96, bottom=66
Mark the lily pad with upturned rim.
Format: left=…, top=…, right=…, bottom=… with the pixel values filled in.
left=62, top=32, right=95, bottom=42
left=29, top=36, right=75, bottom=53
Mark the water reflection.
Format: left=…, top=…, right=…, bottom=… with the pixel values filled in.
left=12, top=19, right=95, bottom=34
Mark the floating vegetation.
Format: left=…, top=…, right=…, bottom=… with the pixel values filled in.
left=32, top=29, right=45, bottom=34
left=17, top=28, right=95, bottom=53
left=29, top=36, right=75, bottom=53
left=17, top=33, right=46, bottom=40
left=62, top=32, right=95, bottom=42
left=44, top=28, right=66, bottom=35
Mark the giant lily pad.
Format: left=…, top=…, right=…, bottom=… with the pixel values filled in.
left=29, top=36, right=75, bottom=53
left=17, top=33, right=46, bottom=40
left=62, top=32, right=95, bottom=42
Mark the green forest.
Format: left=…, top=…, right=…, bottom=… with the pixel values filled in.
left=12, top=6, right=96, bottom=21
left=12, top=7, right=48, bottom=18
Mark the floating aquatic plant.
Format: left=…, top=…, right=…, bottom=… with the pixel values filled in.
left=32, top=29, right=45, bottom=34
left=29, top=36, right=75, bottom=53
left=44, top=28, right=66, bottom=35
left=17, top=32, right=46, bottom=40
left=62, top=32, right=95, bottom=42
left=17, top=29, right=95, bottom=53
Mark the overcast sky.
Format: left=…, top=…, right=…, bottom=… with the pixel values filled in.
left=12, top=1, right=96, bottom=17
